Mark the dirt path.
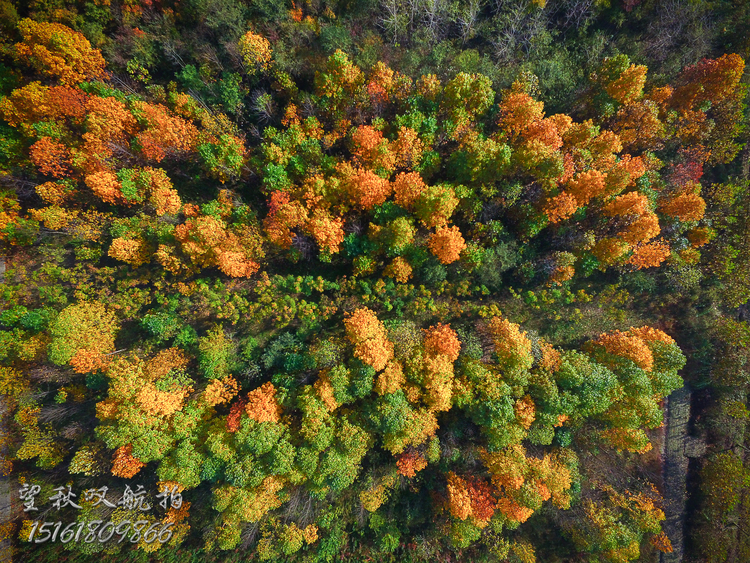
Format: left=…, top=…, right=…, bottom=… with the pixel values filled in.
left=0, top=395, right=11, bottom=563
left=660, top=386, right=692, bottom=563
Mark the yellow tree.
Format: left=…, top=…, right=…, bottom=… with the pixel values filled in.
left=15, top=19, right=106, bottom=85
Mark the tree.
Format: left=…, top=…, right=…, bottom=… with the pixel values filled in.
left=239, top=31, right=272, bottom=75
left=15, top=19, right=106, bottom=85
left=245, top=382, right=283, bottom=423
left=659, top=191, right=706, bottom=222
left=485, top=315, right=533, bottom=372
left=428, top=226, right=466, bottom=264
left=48, top=302, right=118, bottom=368
left=344, top=308, right=394, bottom=371
left=393, top=172, right=427, bottom=209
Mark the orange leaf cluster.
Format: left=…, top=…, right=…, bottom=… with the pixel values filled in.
left=496, top=497, right=535, bottom=523
left=603, top=192, right=650, bottom=217
left=396, top=450, right=428, bottom=478
left=133, top=101, right=199, bottom=162
left=306, top=209, right=345, bottom=253
left=423, top=323, right=461, bottom=362
left=111, top=444, right=146, bottom=479
left=176, top=214, right=262, bottom=278
left=466, top=478, right=498, bottom=524
left=245, top=382, right=283, bottom=423
left=628, top=241, right=671, bottom=270
left=69, top=348, right=107, bottom=374
left=594, top=329, right=655, bottom=371
left=351, top=125, right=396, bottom=172
left=514, top=395, right=536, bottom=430
left=226, top=398, right=247, bottom=433
left=539, top=340, right=562, bottom=372
left=428, top=226, right=466, bottom=265
left=86, top=171, right=124, bottom=204
left=393, top=172, right=427, bottom=209
left=498, top=92, right=545, bottom=138
left=659, top=191, right=706, bottom=222
left=618, top=213, right=660, bottom=245
left=30, top=137, right=70, bottom=178
left=650, top=532, right=674, bottom=554
left=264, top=191, right=308, bottom=248
left=145, top=348, right=190, bottom=380
left=543, top=191, right=579, bottom=224
left=339, top=164, right=392, bottom=210
left=566, top=169, right=608, bottom=206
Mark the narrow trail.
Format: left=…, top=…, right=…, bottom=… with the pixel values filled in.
left=0, top=258, right=12, bottom=562
left=660, top=385, right=705, bottom=563
left=0, top=396, right=11, bottom=563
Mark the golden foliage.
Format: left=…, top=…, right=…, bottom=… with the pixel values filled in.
left=239, top=31, right=272, bottom=74
left=109, top=237, right=151, bottom=266
left=302, top=525, right=319, bottom=544
left=606, top=64, right=647, bottom=105
left=485, top=316, right=533, bottom=371
left=393, top=126, right=425, bottom=168
left=659, top=191, right=706, bottom=222
left=539, top=340, right=562, bottom=372
left=543, top=191, right=579, bottom=224
left=344, top=308, right=394, bottom=371
left=446, top=472, right=473, bottom=520
left=687, top=226, right=713, bottom=248
left=30, top=137, right=70, bottom=178
left=306, top=209, right=345, bottom=254
left=203, top=376, right=240, bottom=407
left=360, top=472, right=399, bottom=512
left=603, top=192, right=650, bottom=217
left=498, top=92, right=545, bottom=138
left=15, top=19, right=106, bottom=85
left=514, top=395, right=536, bottom=430
left=566, top=169, right=608, bottom=206
left=618, top=212, right=660, bottom=244
left=338, top=164, right=392, bottom=210
left=375, top=361, right=405, bottom=395
left=69, top=348, right=107, bottom=374
left=351, top=125, right=395, bottom=172
left=86, top=171, right=123, bottom=204
left=314, top=373, right=338, bottom=411
left=383, top=256, right=413, bottom=283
